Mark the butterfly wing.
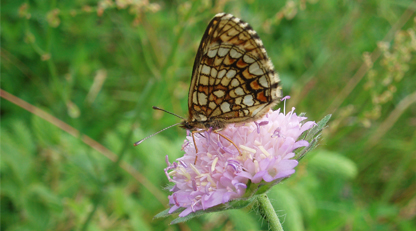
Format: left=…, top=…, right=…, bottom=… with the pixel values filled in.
left=188, top=13, right=282, bottom=126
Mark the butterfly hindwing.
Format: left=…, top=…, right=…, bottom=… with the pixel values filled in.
left=188, top=13, right=282, bottom=128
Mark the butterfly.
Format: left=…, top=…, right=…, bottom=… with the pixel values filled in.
left=135, top=13, right=282, bottom=156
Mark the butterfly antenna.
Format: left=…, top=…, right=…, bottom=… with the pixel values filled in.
left=134, top=122, right=182, bottom=146
left=152, top=106, right=185, bottom=120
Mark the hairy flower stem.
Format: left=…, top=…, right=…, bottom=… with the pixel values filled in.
left=258, top=194, right=284, bottom=231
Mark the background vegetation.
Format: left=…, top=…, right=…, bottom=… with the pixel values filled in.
left=2, top=0, right=415, bottom=230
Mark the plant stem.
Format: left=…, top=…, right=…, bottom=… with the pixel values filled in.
left=258, top=194, right=284, bottom=231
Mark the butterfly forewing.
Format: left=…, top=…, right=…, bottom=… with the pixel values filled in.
left=187, top=13, right=282, bottom=130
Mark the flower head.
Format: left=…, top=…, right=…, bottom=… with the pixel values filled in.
left=165, top=107, right=315, bottom=217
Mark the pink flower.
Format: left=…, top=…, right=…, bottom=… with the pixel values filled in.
left=164, top=108, right=315, bottom=217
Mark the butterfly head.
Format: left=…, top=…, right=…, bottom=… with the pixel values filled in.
left=179, top=120, right=195, bottom=130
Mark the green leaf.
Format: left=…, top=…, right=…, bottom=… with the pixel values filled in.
left=161, top=197, right=255, bottom=224
left=154, top=208, right=174, bottom=218
left=296, top=114, right=332, bottom=160
left=308, top=150, right=358, bottom=179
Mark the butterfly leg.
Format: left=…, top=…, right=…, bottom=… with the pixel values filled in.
left=213, top=130, right=242, bottom=156
left=191, top=130, right=206, bottom=164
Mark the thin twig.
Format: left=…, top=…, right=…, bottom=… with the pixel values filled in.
left=0, top=89, right=168, bottom=206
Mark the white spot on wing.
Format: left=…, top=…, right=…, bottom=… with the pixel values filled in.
left=232, top=17, right=240, bottom=23
left=218, top=47, right=230, bottom=57
left=207, top=49, right=218, bottom=58
left=215, top=13, right=226, bottom=17
left=240, top=22, right=248, bottom=28
left=243, top=54, right=255, bottom=63
left=231, top=79, right=240, bottom=87
left=201, top=65, right=211, bottom=75
left=255, top=39, right=263, bottom=46
left=235, top=87, right=244, bottom=96
left=211, top=68, right=218, bottom=78
left=243, top=95, right=254, bottom=106
left=265, top=59, right=274, bottom=69
left=217, top=69, right=227, bottom=78
left=226, top=69, right=237, bottom=78
left=222, top=14, right=232, bottom=20
left=209, top=101, right=216, bottom=109
left=199, top=114, right=207, bottom=121
left=220, top=102, right=231, bottom=113
left=259, top=76, right=269, bottom=88
left=229, top=48, right=243, bottom=59
left=198, top=92, right=208, bottom=105
left=249, top=62, right=264, bottom=75
left=248, top=30, right=256, bottom=35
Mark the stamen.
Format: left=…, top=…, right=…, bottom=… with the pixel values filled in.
left=192, top=179, right=197, bottom=191
left=190, top=164, right=201, bottom=176
left=254, top=140, right=262, bottom=146
left=165, top=155, right=170, bottom=165
left=207, top=175, right=216, bottom=187
left=281, top=95, right=291, bottom=115
left=227, top=159, right=240, bottom=165
left=227, top=162, right=238, bottom=172
left=254, top=121, right=260, bottom=134
left=178, top=167, right=191, bottom=180
left=239, top=145, right=256, bottom=154
left=258, top=121, right=269, bottom=126
left=234, top=182, right=247, bottom=189
left=259, top=146, right=271, bottom=157
left=164, top=168, right=172, bottom=180
left=217, top=136, right=235, bottom=155
left=289, top=107, right=295, bottom=118
left=254, top=120, right=269, bottom=134
left=211, top=157, right=219, bottom=172
left=181, top=140, right=190, bottom=150
left=271, top=127, right=281, bottom=138
left=179, top=160, right=188, bottom=168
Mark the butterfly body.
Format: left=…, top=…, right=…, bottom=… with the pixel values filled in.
left=184, top=13, right=282, bottom=131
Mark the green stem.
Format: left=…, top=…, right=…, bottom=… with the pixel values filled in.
left=258, top=194, right=284, bottom=231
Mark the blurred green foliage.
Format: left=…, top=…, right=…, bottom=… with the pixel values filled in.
left=1, top=0, right=416, bottom=230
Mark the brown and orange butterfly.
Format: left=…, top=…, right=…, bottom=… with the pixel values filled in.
left=135, top=13, right=282, bottom=155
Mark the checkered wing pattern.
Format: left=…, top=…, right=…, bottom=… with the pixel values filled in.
left=187, top=13, right=282, bottom=129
